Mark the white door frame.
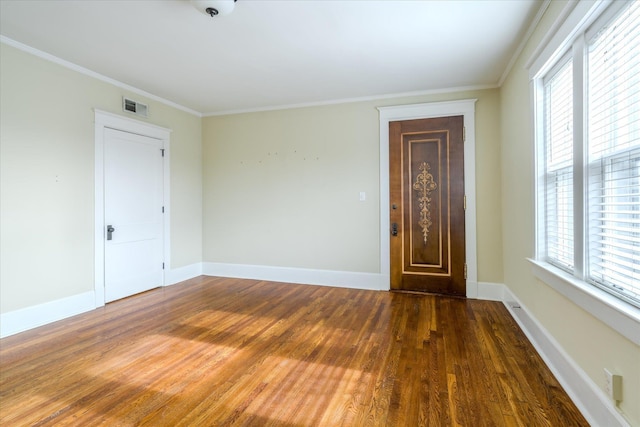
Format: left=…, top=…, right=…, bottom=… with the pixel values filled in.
left=378, top=99, right=479, bottom=297
left=94, top=109, right=171, bottom=307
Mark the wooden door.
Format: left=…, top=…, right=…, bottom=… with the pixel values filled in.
left=104, top=128, right=164, bottom=302
left=389, top=116, right=466, bottom=296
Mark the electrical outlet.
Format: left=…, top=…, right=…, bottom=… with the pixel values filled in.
left=604, top=369, right=623, bottom=401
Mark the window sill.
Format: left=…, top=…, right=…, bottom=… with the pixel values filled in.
left=528, top=258, right=640, bottom=346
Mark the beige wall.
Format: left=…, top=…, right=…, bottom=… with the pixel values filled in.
left=0, top=42, right=504, bottom=311
left=202, top=89, right=504, bottom=283
left=0, top=43, right=203, bottom=313
left=500, top=1, right=640, bottom=425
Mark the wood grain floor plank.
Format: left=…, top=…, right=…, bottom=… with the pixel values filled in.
left=0, top=277, right=589, bottom=426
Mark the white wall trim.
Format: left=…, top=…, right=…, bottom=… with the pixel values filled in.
left=2, top=270, right=628, bottom=426
left=526, top=0, right=612, bottom=79
left=203, top=263, right=385, bottom=291
left=476, top=282, right=505, bottom=302
left=498, top=0, right=552, bottom=86
left=0, top=262, right=202, bottom=338
left=0, top=291, right=95, bottom=338
left=1, top=35, right=496, bottom=119
left=0, top=36, right=201, bottom=117
left=204, top=85, right=497, bottom=117
left=528, top=259, right=640, bottom=346
left=166, top=263, right=204, bottom=286
left=377, top=99, right=479, bottom=297
left=94, top=109, right=172, bottom=307
left=503, top=286, right=631, bottom=427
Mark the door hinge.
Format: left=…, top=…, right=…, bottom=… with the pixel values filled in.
left=161, top=149, right=165, bottom=157
left=464, top=263, right=468, bottom=280
left=464, top=195, right=467, bottom=211
left=162, top=262, right=165, bottom=270
left=162, top=206, right=165, bottom=213
left=463, top=126, right=466, bottom=142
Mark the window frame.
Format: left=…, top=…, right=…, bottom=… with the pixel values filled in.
left=529, top=0, right=640, bottom=346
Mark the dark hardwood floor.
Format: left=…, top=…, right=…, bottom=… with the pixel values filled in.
left=0, top=276, right=588, bottom=426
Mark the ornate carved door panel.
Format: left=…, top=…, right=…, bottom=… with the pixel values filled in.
left=389, top=116, right=465, bottom=296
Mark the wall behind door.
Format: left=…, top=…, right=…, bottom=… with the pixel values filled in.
left=202, top=89, right=503, bottom=281
left=0, top=43, right=202, bottom=314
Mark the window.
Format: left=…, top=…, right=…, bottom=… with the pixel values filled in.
left=586, top=2, right=640, bottom=305
left=543, top=57, right=574, bottom=272
left=536, top=1, right=640, bottom=309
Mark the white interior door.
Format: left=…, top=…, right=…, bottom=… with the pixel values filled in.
left=104, top=128, right=164, bottom=303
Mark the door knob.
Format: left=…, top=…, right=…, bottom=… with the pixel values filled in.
left=106, top=225, right=115, bottom=241
left=391, top=223, right=398, bottom=236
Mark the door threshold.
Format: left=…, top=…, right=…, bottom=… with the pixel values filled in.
left=390, top=289, right=467, bottom=299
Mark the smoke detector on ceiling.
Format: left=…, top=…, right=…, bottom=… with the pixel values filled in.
left=191, top=0, right=237, bottom=17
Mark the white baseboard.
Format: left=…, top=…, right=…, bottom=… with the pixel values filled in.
left=0, top=270, right=627, bottom=426
left=476, top=281, right=505, bottom=301
left=165, top=262, right=203, bottom=286
left=0, top=291, right=95, bottom=339
left=203, top=262, right=386, bottom=291
left=0, top=261, right=204, bottom=339
left=502, top=286, right=630, bottom=427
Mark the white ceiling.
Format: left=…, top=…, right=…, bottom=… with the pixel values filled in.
left=0, top=0, right=541, bottom=116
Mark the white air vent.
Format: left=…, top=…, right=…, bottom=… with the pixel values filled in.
left=122, top=97, right=148, bottom=118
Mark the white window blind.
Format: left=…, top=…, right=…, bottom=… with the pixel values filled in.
left=587, top=1, right=640, bottom=305
left=543, top=59, right=574, bottom=272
